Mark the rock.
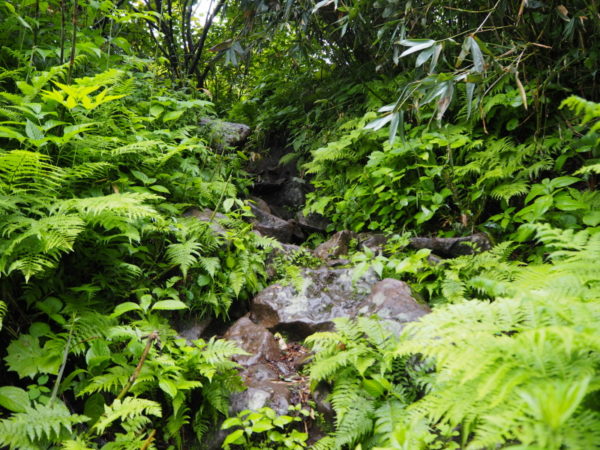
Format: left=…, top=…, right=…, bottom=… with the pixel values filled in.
left=357, top=232, right=387, bottom=253
left=250, top=270, right=430, bottom=338
left=280, top=178, right=307, bottom=212
left=312, top=383, right=334, bottom=422
left=250, top=267, right=379, bottom=337
left=296, top=211, right=329, bottom=234
left=409, top=233, right=491, bottom=257
left=229, top=365, right=292, bottom=415
left=223, top=317, right=282, bottom=367
left=356, top=279, right=430, bottom=335
left=183, top=208, right=227, bottom=236
left=249, top=203, right=302, bottom=243
left=223, top=318, right=293, bottom=415
left=314, top=230, right=357, bottom=261
left=200, top=118, right=251, bottom=148
left=249, top=196, right=272, bottom=215
left=176, top=317, right=212, bottom=343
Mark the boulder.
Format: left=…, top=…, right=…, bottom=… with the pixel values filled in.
left=250, top=270, right=430, bottom=338
left=183, top=208, right=227, bottom=236
left=408, top=233, right=491, bottom=257
left=249, top=196, right=272, bottom=215
left=223, top=316, right=282, bottom=367
left=249, top=203, right=302, bottom=243
left=200, top=118, right=251, bottom=148
left=296, top=211, right=330, bottom=234
left=314, top=230, right=357, bottom=261
left=175, top=317, right=212, bottom=344
left=229, top=364, right=292, bottom=415
left=356, top=279, right=430, bottom=335
left=357, top=232, right=388, bottom=253
left=250, top=267, right=379, bottom=337
left=279, top=178, right=307, bottom=212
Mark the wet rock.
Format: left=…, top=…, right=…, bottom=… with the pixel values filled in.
left=280, top=178, right=307, bottom=212
left=249, top=196, right=272, bottom=215
left=314, top=230, right=357, bottom=261
left=229, top=366, right=291, bottom=415
left=250, top=270, right=430, bottom=338
left=176, top=317, right=212, bottom=344
left=223, top=317, right=282, bottom=367
left=250, top=267, right=379, bottom=337
left=296, top=211, right=329, bottom=234
left=223, top=319, right=293, bottom=415
left=356, top=279, right=430, bottom=335
left=200, top=118, right=251, bottom=148
left=183, top=207, right=227, bottom=236
left=249, top=203, right=302, bottom=243
left=357, top=232, right=388, bottom=253
left=409, top=233, right=491, bottom=257
left=312, top=383, right=334, bottom=422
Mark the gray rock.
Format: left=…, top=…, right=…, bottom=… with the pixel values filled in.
left=223, top=318, right=292, bottom=415
left=223, top=316, right=282, bottom=367
left=312, top=383, right=334, bottom=422
left=249, top=196, right=272, bottom=215
left=250, top=270, right=430, bottom=338
left=409, top=233, right=491, bottom=257
left=357, top=232, right=388, bottom=253
left=249, top=203, right=301, bottom=243
left=250, top=267, right=379, bottom=337
left=183, top=207, right=227, bottom=236
left=356, top=279, right=430, bottom=335
left=314, top=230, right=357, bottom=261
left=200, top=118, right=251, bottom=148
left=229, top=366, right=291, bottom=415
left=280, top=178, right=306, bottom=212
left=176, top=317, right=212, bottom=344
left=296, top=211, right=330, bottom=234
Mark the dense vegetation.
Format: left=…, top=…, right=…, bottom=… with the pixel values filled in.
left=0, top=0, right=599, bottom=448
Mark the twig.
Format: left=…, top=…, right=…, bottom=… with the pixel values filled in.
left=116, top=331, right=159, bottom=401
left=141, top=429, right=157, bottom=450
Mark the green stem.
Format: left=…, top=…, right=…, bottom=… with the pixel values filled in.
left=50, top=314, right=77, bottom=405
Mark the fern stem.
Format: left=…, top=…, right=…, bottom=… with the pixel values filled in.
left=140, top=429, right=157, bottom=450
left=116, top=330, right=159, bottom=401
left=50, top=313, right=77, bottom=405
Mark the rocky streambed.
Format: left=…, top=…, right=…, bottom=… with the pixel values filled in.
left=179, top=121, right=491, bottom=447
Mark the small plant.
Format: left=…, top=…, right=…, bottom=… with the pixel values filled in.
left=221, top=405, right=309, bottom=449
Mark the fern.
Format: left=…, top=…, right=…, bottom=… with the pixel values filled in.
left=93, top=396, right=161, bottom=434
left=0, top=401, right=89, bottom=450
left=490, top=179, right=530, bottom=201
left=561, top=96, right=600, bottom=132
left=166, top=239, right=203, bottom=278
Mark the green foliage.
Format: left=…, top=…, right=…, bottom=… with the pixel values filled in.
left=306, top=224, right=600, bottom=449
left=0, top=401, right=89, bottom=450
left=221, top=405, right=309, bottom=450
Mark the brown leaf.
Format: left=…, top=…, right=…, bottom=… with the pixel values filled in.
left=515, top=72, right=528, bottom=111
left=557, top=5, right=569, bottom=19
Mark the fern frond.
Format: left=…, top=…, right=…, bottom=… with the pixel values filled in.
left=93, top=397, right=161, bottom=435
left=78, top=365, right=132, bottom=396
left=491, top=180, right=529, bottom=201
left=166, top=239, right=203, bottom=278
left=0, top=150, right=63, bottom=192
left=0, top=300, right=5, bottom=330
left=61, top=437, right=94, bottom=449
left=0, top=401, right=88, bottom=450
